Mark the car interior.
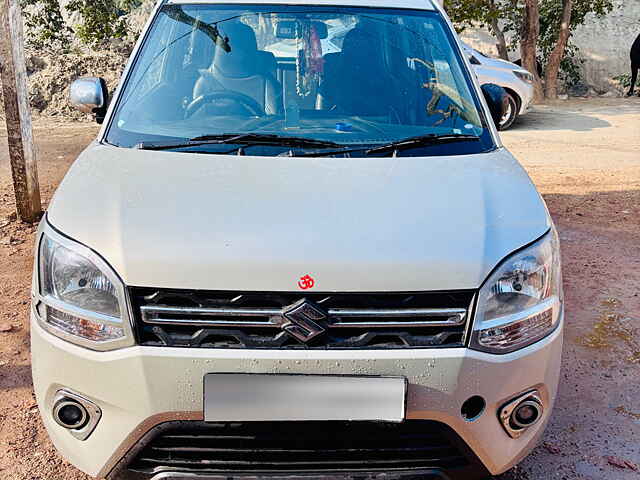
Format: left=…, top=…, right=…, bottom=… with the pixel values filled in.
left=114, top=6, right=479, bottom=140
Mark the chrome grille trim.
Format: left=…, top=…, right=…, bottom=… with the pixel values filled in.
left=141, top=306, right=283, bottom=317
left=140, top=305, right=467, bottom=328
left=130, top=289, right=474, bottom=349
left=140, top=306, right=282, bottom=327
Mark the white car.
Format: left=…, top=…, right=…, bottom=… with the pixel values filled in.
left=464, top=44, right=535, bottom=130
left=32, top=1, right=563, bottom=479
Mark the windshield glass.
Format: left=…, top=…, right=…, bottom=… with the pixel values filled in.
left=105, top=4, right=495, bottom=156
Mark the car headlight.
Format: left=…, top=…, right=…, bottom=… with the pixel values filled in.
left=513, top=70, right=534, bottom=84
left=34, top=223, right=133, bottom=351
left=470, top=229, right=563, bottom=354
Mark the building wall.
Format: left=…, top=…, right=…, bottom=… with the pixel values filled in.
left=460, top=0, right=640, bottom=94
left=573, top=0, right=639, bottom=93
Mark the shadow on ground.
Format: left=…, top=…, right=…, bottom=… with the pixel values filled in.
left=508, top=97, right=640, bottom=132
left=511, top=108, right=611, bottom=132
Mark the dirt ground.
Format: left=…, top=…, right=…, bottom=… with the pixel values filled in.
left=1, top=98, right=639, bottom=479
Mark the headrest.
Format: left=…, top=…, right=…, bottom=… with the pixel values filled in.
left=340, top=24, right=384, bottom=69
left=213, top=21, right=260, bottom=77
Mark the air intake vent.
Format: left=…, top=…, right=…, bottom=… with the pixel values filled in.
left=124, top=420, right=488, bottom=479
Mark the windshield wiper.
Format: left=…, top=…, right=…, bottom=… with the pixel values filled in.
left=366, top=133, right=481, bottom=156
left=279, top=133, right=482, bottom=158
left=280, top=145, right=369, bottom=157
left=136, top=133, right=343, bottom=151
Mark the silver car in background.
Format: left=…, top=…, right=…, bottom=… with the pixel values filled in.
left=465, top=44, right=535, bottom=130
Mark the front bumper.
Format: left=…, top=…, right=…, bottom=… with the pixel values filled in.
left=32, top=311, right=563, bottom=479
left=516, top=80, right=535, bottom=115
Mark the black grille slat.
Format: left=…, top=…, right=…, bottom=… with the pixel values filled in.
left=134, top=456, right=467, bottom=468
left=149, top=445, right=455, bottom=454
left=141, top=327, right=464, bottom=349
left=126, top=421, right=481, bottom=476
left=130, top=288, right=473, bottom=349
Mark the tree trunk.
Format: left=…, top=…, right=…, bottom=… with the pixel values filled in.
left=488, top=1, right=509, bottom=60
left=490, top=16, right=509, bottom=60
left=544, top=0, right=573, bottom=99
left=520, top=0, right=544, bottom=102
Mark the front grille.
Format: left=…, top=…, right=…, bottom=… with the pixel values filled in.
left=125, top=420, right=487, bottom=479
left=129, top=288, right=474, bottom=349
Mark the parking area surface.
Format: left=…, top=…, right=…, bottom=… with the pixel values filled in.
left=1, top=98, right=639, bottom=479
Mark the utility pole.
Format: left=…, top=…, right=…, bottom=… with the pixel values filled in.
left=0, top=0, right=42, bottom=223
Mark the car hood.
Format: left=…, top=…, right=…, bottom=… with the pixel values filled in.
left=479, top=55, right=520, bottom=72
left=47, top=143, right=550, bottom=292
left=464, top=45, right=521, bottom=71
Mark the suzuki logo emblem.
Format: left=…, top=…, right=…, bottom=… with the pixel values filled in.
left=282, top=300, right=327, bottom=343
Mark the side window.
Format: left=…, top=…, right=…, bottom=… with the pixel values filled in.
left=402, top=18, right=480, bottom=126
left=425, top=23, right=468, bottom=108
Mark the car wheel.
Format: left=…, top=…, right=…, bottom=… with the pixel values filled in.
left=498, top=92, right=518, bottom=131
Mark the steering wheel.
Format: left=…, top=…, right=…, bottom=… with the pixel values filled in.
left=185, top=91, right=265, bottom=118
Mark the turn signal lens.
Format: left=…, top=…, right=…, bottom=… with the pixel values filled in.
left=477, top=307, right=555, bottom=351
left=46, top=306, right=124, bottom=342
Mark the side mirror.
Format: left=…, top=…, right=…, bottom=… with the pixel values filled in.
left=481, top=83, right=508, bottom=128
left=70, top=77, right=109, bottom=124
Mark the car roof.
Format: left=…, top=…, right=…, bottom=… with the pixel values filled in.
left=166, top=0, right=437, bottom=11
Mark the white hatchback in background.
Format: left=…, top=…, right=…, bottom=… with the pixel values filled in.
left=464, top=44, right=535, bottom=130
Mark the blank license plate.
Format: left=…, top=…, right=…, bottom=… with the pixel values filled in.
left=204, top=374, right=406, bottom=422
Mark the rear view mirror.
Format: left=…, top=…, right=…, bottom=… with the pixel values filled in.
left=275, top=21, right=328, bottom=39
left=69, top=77, right=109, bottom=124
left=481, top=83, right=508, bottom=128
left=311, top=21, right=328, bottom=39
left=276, top=20, right=297, bottom=39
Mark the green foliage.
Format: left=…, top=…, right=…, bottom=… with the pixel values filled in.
left=445, top=0, right=511, bottom=33
left=558, top=44, right=584, bottom=86
left=21, top=0, right=72, bottom=50
left=21, top=0, right=142, bottom=48
left=66, top=0, right=128, bottom=44
left=613, top=73, right=631, bottom=89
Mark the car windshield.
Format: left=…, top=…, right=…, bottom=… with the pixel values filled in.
left=105, top=4, right=495, bottom=156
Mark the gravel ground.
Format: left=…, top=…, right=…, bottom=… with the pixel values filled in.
left=0, top=98, right=639, bottom=479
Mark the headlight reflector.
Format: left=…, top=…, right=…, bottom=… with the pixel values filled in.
left=471, top=230, right=562, bottom=353
left=40, top=236, right=120, bottom=317
left=514, top=70, right=534, bottom=84
left=35, top=225, right=133, bottom=350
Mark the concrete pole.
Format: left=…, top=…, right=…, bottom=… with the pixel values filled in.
left=0, top=0, right=42, bottom=223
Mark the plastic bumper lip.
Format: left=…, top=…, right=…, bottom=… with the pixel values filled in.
left=147, top=470, right=453, bottom=480
left=31, top=312, right=563, bottom=479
